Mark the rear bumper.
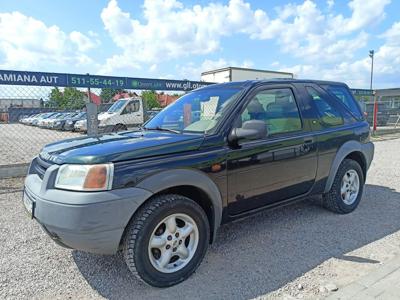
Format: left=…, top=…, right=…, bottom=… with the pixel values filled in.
left=24, top=169, right=153, bottom=254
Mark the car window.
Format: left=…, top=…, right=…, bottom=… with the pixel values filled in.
left=239, top=88, right=302, bottom=136
left=321, top=85, right=363, bottom=120
left=306, top=86, right=344, bottom=127
left=145, top=87, right=242, bottom=133
left=123, top=100, right=140, bottom=114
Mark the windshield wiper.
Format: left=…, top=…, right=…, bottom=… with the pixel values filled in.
left=144, top=126, right=181, bottom=134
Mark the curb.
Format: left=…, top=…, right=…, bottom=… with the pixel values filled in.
left=326, top=255, right=400, bottom=299
left=0, top=163, right=29, bottom=179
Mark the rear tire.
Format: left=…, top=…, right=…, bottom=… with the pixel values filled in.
left=123, top=194, right=210, bottom=287
left=323, top=159, right=364, bottom=214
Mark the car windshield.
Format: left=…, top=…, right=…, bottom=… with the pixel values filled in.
left=42, top=113, right=55, bottom=119
left=108, top=100, right=127, bottom=113
left=144, top=87, right=242, bottom=134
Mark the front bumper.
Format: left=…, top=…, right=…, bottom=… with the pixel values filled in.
left=74, top=123, right=87, bottom=132
left=63, top=123, right=74, bottom=131
left=24, top=164, right=153, bottom=254
left=52, top=123, right=64, bottom=130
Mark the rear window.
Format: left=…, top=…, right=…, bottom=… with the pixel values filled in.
left=321, top=85, right=363, bottom=120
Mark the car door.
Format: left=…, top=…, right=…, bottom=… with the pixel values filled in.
left=227, top=85, right=318, bottom=215
left=120, top=100, right=142, bottom=125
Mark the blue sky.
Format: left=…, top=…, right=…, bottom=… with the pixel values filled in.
left=0, top=0, right=399, bottom=88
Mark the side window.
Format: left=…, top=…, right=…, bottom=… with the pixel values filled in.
left=239, top=88, right=302, bottom=136
left=122, top=101, right=140, bottom=114
left=321, top=85, right=363, bottom=120
left=306, top=86, right=343, bottom=127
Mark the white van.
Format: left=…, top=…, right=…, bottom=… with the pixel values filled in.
left=74, top=97, right=146, bottom=133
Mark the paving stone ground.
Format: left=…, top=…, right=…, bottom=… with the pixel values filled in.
left=327, top=255, right=400, bottom=299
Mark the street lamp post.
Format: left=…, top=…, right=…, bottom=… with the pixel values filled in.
left=369, top=50, right=374, bottom=90
left=369, top=50, right=377, bottom=133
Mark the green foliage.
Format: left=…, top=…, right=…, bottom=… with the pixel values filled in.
left=100, top=88, right=124, bottom=103
left=141, top=90, right=161, bottom=110
left=48, top=87, right=85, bottom=109
left=47, top=87, right=63, bottom=108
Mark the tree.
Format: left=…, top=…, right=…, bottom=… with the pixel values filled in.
left=63, top=87, right=85, bottom=109
left=100, top=88, right=124, bottom=103
left=47, top=87, right=85, bottom=109
left=141, top=90, right=161, bottom=110
left=48, top=87, right=63, bottom=108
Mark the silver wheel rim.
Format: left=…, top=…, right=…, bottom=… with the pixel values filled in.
left=148, top=213, right=199, bottom=273
left=341, top=169, right=360, bottom=205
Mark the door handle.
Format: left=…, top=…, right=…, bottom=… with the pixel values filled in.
left=304, top=137, right=314, bottom=144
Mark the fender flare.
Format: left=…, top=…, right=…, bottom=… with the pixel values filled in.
left=136, top=169, right=223, bottom=242
left=324, top=140, right=374, bottom=193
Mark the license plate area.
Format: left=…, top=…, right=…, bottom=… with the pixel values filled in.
left=23, top=191, right=35, bottom=218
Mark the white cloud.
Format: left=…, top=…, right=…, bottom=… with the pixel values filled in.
left=177, top=58, right=254, bottom=80
left=342, top=0, right=390, bottom=32
left=98, top=54, right=141, bottom=75
left=69, top=31, right=100, bottom=52
left=279, top=21, right=400, bottom=88
left=0, top=11, right=99, bottom=69
left=327, top=0, right=334, bottom=9
left=100, top=0, right=392, bottom=82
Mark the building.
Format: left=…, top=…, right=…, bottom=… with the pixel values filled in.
left=201, top=67, right=294, bottom=83
left=112, top=92, right=139, bottom=102
left=157, top=93, right=180, bottom=107
left=84, top=91, right=101, bottom=105
left=0, top=98, right=41, bottom=111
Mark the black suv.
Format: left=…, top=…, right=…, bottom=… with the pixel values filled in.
left=23, top=80, right=374, bottom=287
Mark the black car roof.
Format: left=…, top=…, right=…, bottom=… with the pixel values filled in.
left=198, top=79, right=347, bottom=91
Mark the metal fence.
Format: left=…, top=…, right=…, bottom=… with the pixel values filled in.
left=358, top=99, right=400, bottom=129
left=1, top=69, right=400, bottom=178
left=0, top=70, right=212, bottom=177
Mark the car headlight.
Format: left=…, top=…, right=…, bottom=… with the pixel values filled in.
left=55, top=164, right=114, bottom=191
left=99, top=118, right=109, bottom=126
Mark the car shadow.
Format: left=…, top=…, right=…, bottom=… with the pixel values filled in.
left=72, top=184, right=400, bottom=300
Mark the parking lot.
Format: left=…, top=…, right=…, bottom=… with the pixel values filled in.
left=0, top=124, right=79, bottom=165
left=0, top=137, right=399, bottom=299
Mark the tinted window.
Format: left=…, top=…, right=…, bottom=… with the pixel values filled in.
left=306, top=86, right=343, bottom=127
left=240, top=88, right=302, bottom=136
left=322, top=85, right=363, bottom=119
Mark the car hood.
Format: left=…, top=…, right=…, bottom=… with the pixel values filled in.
left=98, top=112, right=116, bottom=120
left=39, top=130, right=204, bottom=164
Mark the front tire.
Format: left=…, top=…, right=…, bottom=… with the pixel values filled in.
left=323, top=159, right=364, bottom=214
left=123, top=194, right=210, bottom=287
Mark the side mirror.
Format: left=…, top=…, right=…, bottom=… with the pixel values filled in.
left=228, top=120, right=267, bottom=144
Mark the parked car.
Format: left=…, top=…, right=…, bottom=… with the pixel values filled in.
left=38, top=113, right=64, bottom=128
left=31, top=112, right=58, bottom=126
left=74, top=98, right=146, bottom=133
left=50, top=112, right=79, bottom=130
left=98, top=97, right=145, bottom=132
left=73, top=118, right=88, bottom=132
left=20, top=113, right=40, bottom=125
left=23, top=79, right=374, bottom=287
left=62, top=112, right=86, bottom=131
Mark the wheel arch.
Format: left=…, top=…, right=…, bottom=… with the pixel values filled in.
left=128, top=169, right=223, bottom=244
left=324, top=140, right=373, bottom=193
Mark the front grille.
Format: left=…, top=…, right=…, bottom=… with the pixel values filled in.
left=32, top=156, right=53, bottom=179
